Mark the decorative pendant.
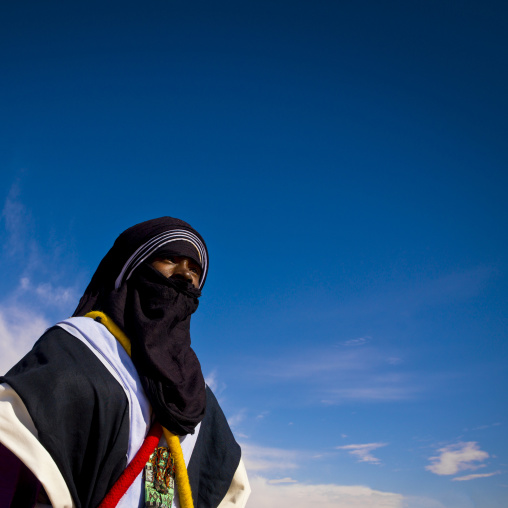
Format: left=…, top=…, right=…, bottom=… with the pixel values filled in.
left=144, top=446, right=176, bottom=508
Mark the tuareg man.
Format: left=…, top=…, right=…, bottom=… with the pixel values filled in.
left=0, top=217, right=250, bottom=508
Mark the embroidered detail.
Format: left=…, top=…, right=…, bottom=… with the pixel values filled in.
left=145, top=447, right=175, bottom=508
left=97, top=422, right=163, bottom=508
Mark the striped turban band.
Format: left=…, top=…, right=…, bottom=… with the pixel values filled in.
left=114, top=228, right=208, bottom=290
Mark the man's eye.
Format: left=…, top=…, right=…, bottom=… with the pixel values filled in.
left=165, top=257, right=176, bottom=264
left=190, top=267, right=199, bottom=274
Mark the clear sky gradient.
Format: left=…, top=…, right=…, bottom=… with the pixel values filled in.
left=1, top=2, right=507, bottom=507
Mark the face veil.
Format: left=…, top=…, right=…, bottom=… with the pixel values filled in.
left=73, top=217, right=209, bottom=435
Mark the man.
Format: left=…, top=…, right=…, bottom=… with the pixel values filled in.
left=0, top=217, right=250, bottom=508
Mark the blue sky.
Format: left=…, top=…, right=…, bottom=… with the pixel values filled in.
left=1, top=1, right=507, bottom=507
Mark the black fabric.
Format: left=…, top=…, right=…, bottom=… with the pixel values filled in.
left=72, top=217, right=208, bottom=436
left=188, top=387, right=242, bottom=508
left=1, top=327, right=130, bottom=508
left=100, top=263, right=205, bottom=435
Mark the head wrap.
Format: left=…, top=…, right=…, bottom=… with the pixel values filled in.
left=73, top=217, right=209, bottom=435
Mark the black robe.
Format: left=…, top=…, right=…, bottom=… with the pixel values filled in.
left=1, top=326, right=240, bottom=508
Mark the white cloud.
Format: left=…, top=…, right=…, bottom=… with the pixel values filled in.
left=426, top=442, right=489, bottom=476
left=228, top=409, right=247, bottom=429
left=241, top=443, right=300, bottom=472
left=0, top=186, right=83, bottom=320
left=468, top=422, right=501, bottom=431
left=268, top=477, right=298, bottom=484
left=341, top=337, right=369, bottom=346
left=1, top=182, right=33, bottom=257
left=261, top=346, right=384, bottom=381
left=205, top=369, right=219, bottom=392
left=323, top=386, right=415, bottom=403
left=402, top=496, right=449, bottom=508
left=0, top=305, right=49, bottom=374
left=333, top=267, right=494, bottom=319
left=452, top=471, right=501, bottom=481
left=16, top=277, right=77, bottom=308
left=205, top=369, right=229, bottom=398
left=0, top=189, right=80, bottom=374
left=247, top=475, right=404, bottom=508
left=336, top=442, right=387, bottom=464
left=256, top=411, right=269, bottom=420
left=257, top=345, right=422, bottom=405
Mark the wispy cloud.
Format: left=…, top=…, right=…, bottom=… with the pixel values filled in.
left=327, top=266, right=495, bottom=321
left=241, top=443, right=300, bottom=473
left=0, top=186, right=84, bottom=322
left=0, top=186, right=85, bottom=373
left=247, top=475, right=404, bottom=508
left=268, top=477, right=298, bottom=484
left=467, top=422, right=501, bottom=432
left=1, top=182, right=34, bottom=258
left=263, top=347, right=375, bottom=379
left=255, top=344, right=421, bottom=405
left=228, top=408, right=247, bottom=429
left=233, top=264, right=495, bottom=411
left=452, top=471, right=501, bottom=481
left=205, top=369, right=220, bottom=392
left=323, top=385, right=416, bottom=403
left=426, top=442, right=489, bottom=476
left=402, top=496, right=449, bottom=508
left=16, top=277, right=78, bottom=309
left=0, top=305, right=50, bottom=374
left=340, top=337, right=369, bottom=347
left=336, top=442, right=388, bottom=464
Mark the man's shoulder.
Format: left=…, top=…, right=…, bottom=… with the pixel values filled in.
left=1, top=323, right=131, bottom=507
left=2, top=324, right=128, bottom=405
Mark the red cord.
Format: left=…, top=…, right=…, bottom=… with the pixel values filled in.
left=98, top=422, right=163, bottom=508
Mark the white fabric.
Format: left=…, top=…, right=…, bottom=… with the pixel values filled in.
left=179, top=422, right=202, bottom=467
left=0, top=383, right=75, bottom=508
left=57, top=318, right=152, bottom=462
left=217, top=459, right=251, bottom=508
